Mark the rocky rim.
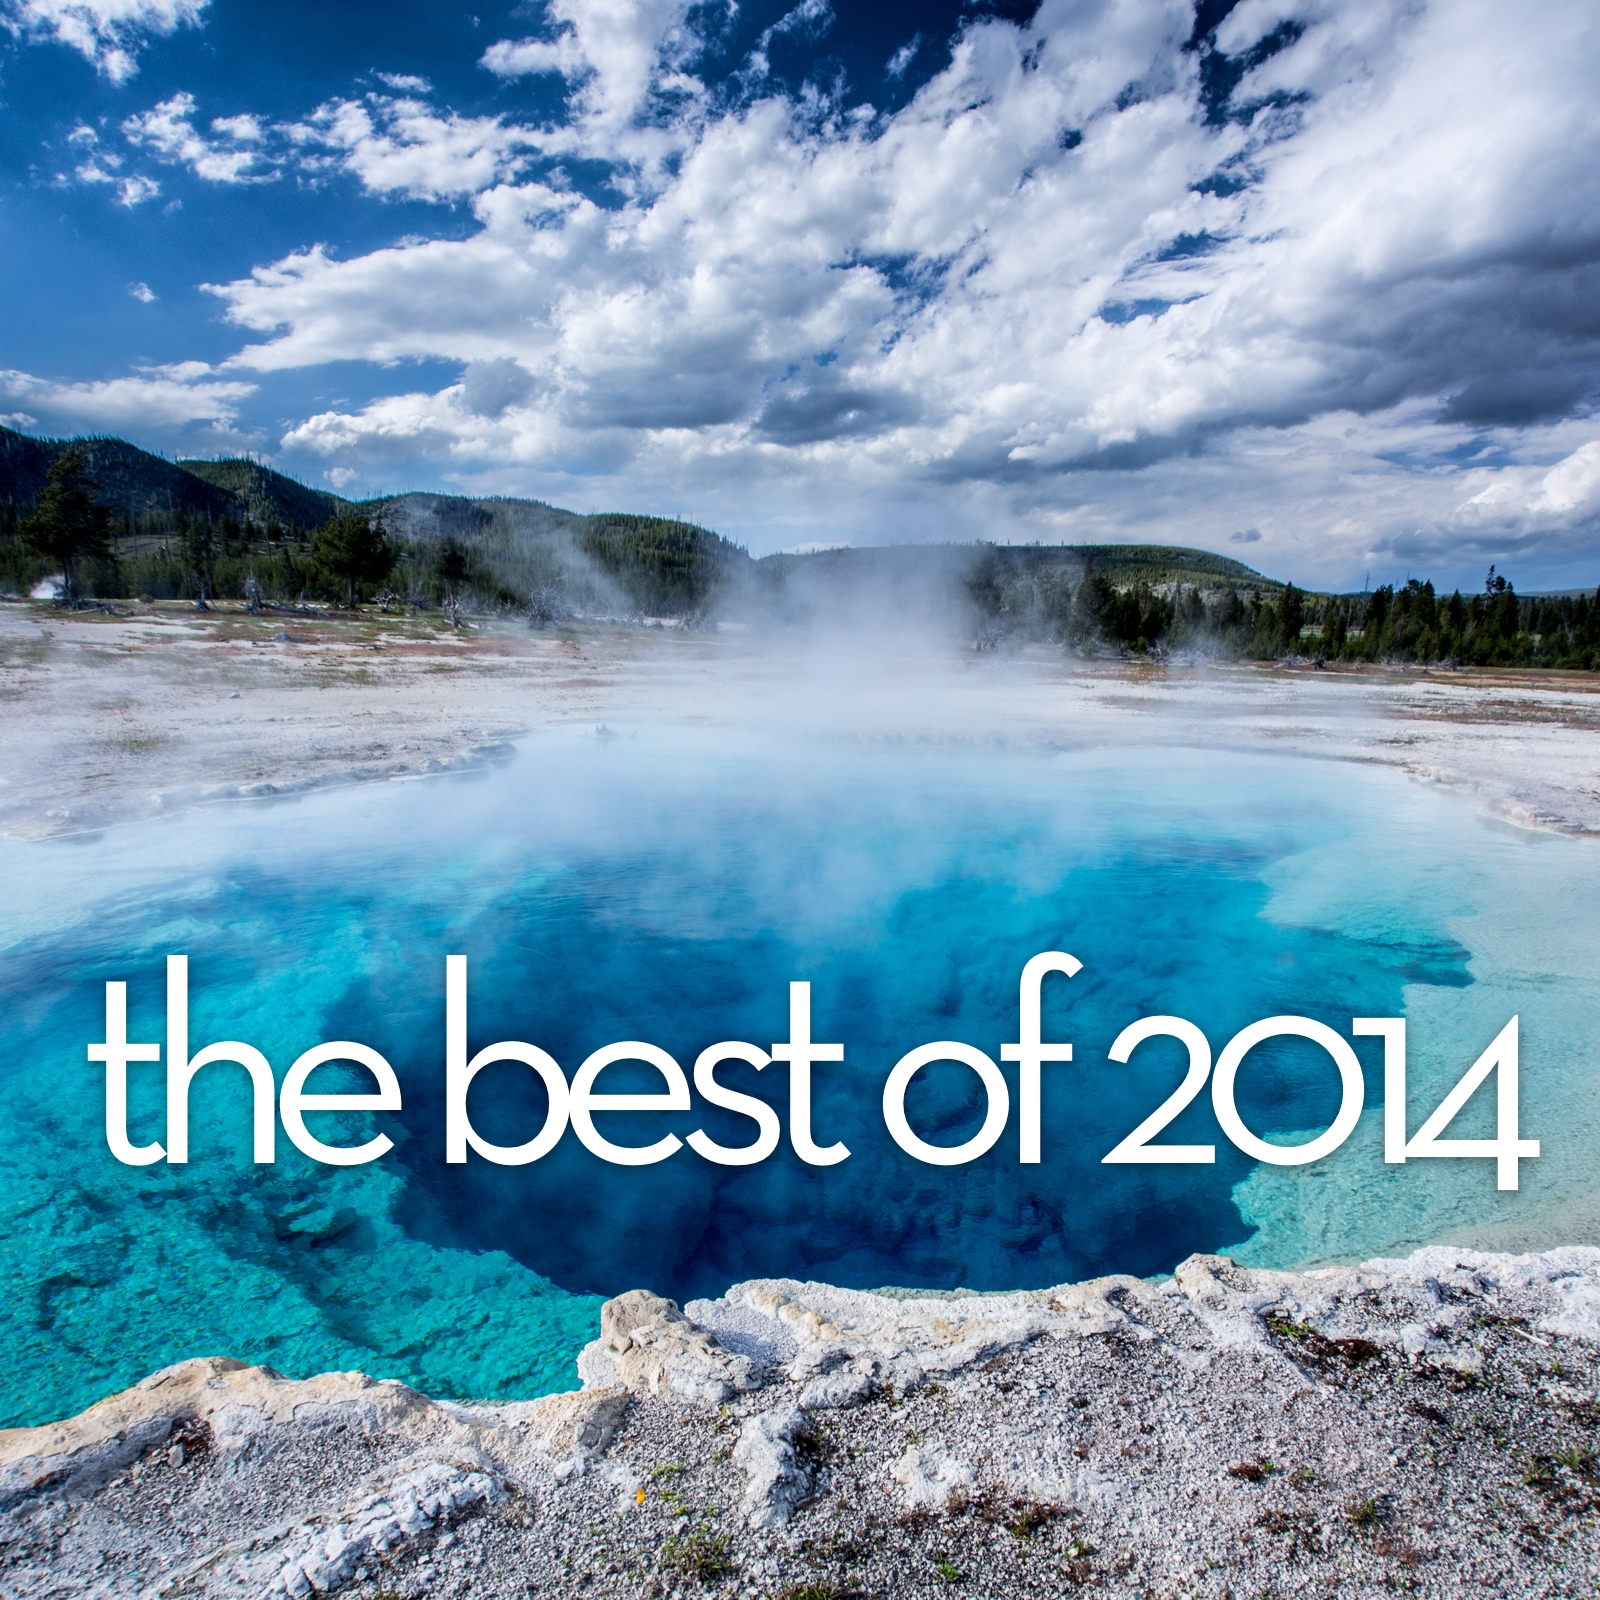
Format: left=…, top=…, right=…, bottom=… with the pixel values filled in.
left=3, top=1244, right=1600, bottom=1598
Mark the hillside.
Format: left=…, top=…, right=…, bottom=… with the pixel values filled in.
left=0, top=437, right=756, bottom=620
left=0, top=426, right=344, bottom=537
left=0, top=428, right=1277, bottom=622
left=1052, top=542, right=1278, bottom=589
left=372, top=490, right=754, bottom=617
left=759, top=542, right=1277, bottom=588
left=740, top=540, right=1280, bottom=638
left=10, top=422, right=1586, bottom=670
left=177, top=457, right=348, bottom=531
left=0, top=424, right=1297, bottom=647
left=0, top=427, right=235, bottom=524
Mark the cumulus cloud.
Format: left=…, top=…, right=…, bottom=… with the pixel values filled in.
left=0, top=362, right=255, bottom=434
left=77, top=84, right=545, bottom=212
left=96, top=85, right=542, bottom=203
left=3, top=0, right=206, bottom=81
left=210, top=111, right=263, bottom=143
left=282, top=94, right=543, bottom=201
left=1460, top=440, right=1600, bottom=527
left=122, top=91, right=273, bottom=182
left=115, top=172, right=159, bottom=204
left=43, top=0, right=1600, bottom=581
left=480, top=30, right=587, bottom=83
left=480, top=0, right=706, bottom=160
left=60, top=120, right=159, bottom=201
left=459, top=357, right=536, bottom=418
left=1537, top=442, right=1600, bottom=517
left=283, top=389, right=489, bottom=466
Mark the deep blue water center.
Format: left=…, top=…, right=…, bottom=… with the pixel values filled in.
left=0, top=734, right=1479, bottom=1425
left=384, top=747, right=1461, bottom=1301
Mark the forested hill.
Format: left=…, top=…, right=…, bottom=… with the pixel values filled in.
left=0, top=428, right=1274, bottom=593
left=0, top=425, right=347, bottom=531
left=1, top=426, right=238, bottom=524
left=176, top=457, right=347, bottom=531
left=0, top=427, right=1273, bottom=621
left=761, top=540, right=1276, bottom=599
left=0, top=429, right=755, bottom=618
left=373, top=490, right=750, bottom=617
left=8, top=423, right=1596, bottom=670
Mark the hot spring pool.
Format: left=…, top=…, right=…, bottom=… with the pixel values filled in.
left=2, top=731, right=1597, bottom=1427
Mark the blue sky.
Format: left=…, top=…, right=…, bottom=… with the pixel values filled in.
left=2, top=0, right=1599, bottom=588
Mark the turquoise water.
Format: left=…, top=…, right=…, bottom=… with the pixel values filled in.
left=2, top=732, right=1597, bottom=1428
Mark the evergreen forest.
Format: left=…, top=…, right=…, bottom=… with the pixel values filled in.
left=2, top=424, right=1597, bottom=670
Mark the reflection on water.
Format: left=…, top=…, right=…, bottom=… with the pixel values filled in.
left=0, top=732, right=1593, bottom=1427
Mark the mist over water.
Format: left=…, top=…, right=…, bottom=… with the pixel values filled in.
left=2, top=730, right=1597, bottom=1428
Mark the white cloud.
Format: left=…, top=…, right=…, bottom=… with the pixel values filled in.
left=480, top=0, right=705, bottom=158
left=480, top=32, right=586, bottom=81
left=216, top=2, right=1226, bottom=433
left=375, top=72, right=431, bottom=93
left=62, top=119, right=154, bottom=196
left=210, top=111, right=263, bottom=142
left=741, top=0, right=835, bottom=86
left=36, top=0, right=1599, bottom=585
left=282, top=95, right=542, bottom=201
left=3, top=0, right=206, bottom=81
left=123, top=92, right=272, bottom=182
left=885, top=35, right=920, bottom=80
left=106, top=87, right=532, bottom=202
left=127, top=280, right=156, bottom=301
left=1462, top=441, right=1600, bottom=525
left=72, top=153, right=118, bottom=182
left=211, top=0, right=1600, bottom=580
left=0, top=362, right=255, bottom=434
left=285, top=389, right=489, bottom=464
left=1537, top=442, right=1600, bottom=517
left=114, top=172, right=158, bottom=204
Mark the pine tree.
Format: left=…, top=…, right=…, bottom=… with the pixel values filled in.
left=313, top=511, right=395, bottom=608
left=19, top=448, right=115, bottom=607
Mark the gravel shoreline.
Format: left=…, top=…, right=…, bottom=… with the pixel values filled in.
left=4, top=1247, right=1599, bottom=1597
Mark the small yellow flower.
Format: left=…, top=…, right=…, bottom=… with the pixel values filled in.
left=636, top=1488, right=646, bottom=1504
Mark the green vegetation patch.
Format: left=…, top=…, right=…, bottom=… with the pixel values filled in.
left=658, top=1530, right=735, bottom=1584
